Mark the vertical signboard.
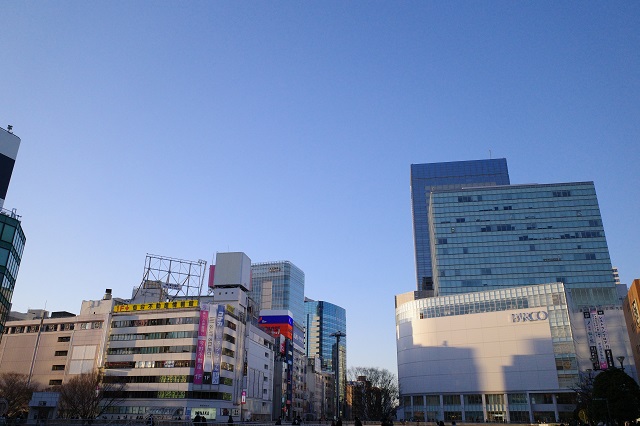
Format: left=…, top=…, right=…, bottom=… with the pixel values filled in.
left=583, top=308, right=613, bottom=370
left=203, top=304, right=217, bottom=384
left=194, top=304, right=209, bottom=384
left=212, top=304, right=226, bottom=385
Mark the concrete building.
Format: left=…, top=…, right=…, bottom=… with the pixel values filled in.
left=613, top=267, right=622, bottom=285
left=0, top=252, right=278, bottom=422
left=0, top=291, right=115, bottom=390
left=623, top=279, right=640, bottom=377
left=396, top=282, right=635, bottom=423
left=303, top=357, right=334, bottom=421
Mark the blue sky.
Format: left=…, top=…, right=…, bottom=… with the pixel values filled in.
left=1, top=2, right=639, bottom=376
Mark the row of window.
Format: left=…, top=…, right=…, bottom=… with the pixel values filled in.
left=445, top=187, right=592, bottom=204
left=436, top=252, right=610, bottom=264
left=107, top=345, right=196, bottom=355
left=403, top=392, right=576, bottom=408
left=436, top=231, right=604, bottom=246
left=436, top=241, right=608, bottom=255
left=435, top=275, right=615, bottom=291
left=102, top=374, right=234, bottom=386
left=430, top=208, right=602, bottom=224
left=110, top=331, right=198, bottom=341
left=5, top=321, right=102, bottom=334
left=434, top=198, right=601, bottom=214
left=443, top=215, right=602, bottom=228
left=111, top=317, right=198, bottom=328
left=437, top=263, right=611, bottom=277
left=103, top=390, right=232, bottom=401
left=105, top=360, right=194, bottom=369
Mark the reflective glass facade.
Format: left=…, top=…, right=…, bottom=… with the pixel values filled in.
left=305, top=299, right=347, bottom=416
left=428, top=182, right=615, bottom=296
left=411, top=159, right=510, bottom=291
left=250, top=261, right=305, bottom=325
left=304, top=300, right=347, bottom=372
left=0, top=211, right=25, bottom=335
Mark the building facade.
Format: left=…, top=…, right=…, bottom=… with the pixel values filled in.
left=0, top=210, right=25, bottom=334
left=304, top=298, right=347, bottom=417
left=304, top=299, right=347, bottom=373
left=0, top=294, right=113, bottom=390
left=623, top=279, right=640, bottom=377
left=0, top=126, right=25, bottom=337
left=251, top=261, right=305, bottom=326
left=411, top=159, right=510, bottom=291
left=0, top=252, right=280, bottom=423
left=400, top=160, right=636, bottom=423
left=427, top=182, right=615, bottom=295
left=396, top=282, right=635, bottom=423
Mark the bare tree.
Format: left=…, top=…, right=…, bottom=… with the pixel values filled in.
left=348, top=367, right=398, bottom=421
left=58, top=370, right=126, bottom=422
left=0, top=373, right=39, bottom=419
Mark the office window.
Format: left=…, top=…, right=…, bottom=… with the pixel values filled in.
left=52, top=365, right=65, bottom=371
left=54, top=351, right=68, bottom=357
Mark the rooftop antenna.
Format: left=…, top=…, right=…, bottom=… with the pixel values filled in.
left=489, top=149, right=492, bottom=159
left=7, top=125, right=13, bottom=134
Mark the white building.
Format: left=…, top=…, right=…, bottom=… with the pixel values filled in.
left=396, top=282, right=637, bottom=423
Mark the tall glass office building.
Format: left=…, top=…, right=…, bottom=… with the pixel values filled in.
left=428, top=182, right=616, bottom=295
left=411, top=159, right=510, bottom=291
left=250, top=261, right=305, bottom=326
left=304, top=299, right=347, bottom=372
left=305, top=299, right=347, bottom=417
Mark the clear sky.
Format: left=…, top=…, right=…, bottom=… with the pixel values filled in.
left=1, top=2, right=639, bottom=376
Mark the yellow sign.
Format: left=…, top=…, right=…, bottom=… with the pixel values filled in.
left=113, top=299, right=199, bottom=313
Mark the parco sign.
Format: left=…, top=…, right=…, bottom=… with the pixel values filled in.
left=511, top=311, right=549, bottom=323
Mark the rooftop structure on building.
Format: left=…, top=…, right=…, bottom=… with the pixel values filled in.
left=0, top=126, right=21, bottom=211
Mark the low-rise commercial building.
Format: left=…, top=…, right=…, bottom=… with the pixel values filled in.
left=0, top=292, right=114, bottom=388
left=396, top=282, right=636, bottom=423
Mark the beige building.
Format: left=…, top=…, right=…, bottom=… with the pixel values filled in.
left=0, top=291, right=115, bottom=388
left=623, top=279, right=640, bottom=375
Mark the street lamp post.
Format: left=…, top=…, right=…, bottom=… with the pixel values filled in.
left=331, top=331, right=346, bottom=420
left=616, top=356, right=625, bottom=371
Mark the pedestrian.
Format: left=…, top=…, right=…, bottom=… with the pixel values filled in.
left=228, top=415, right=234, bottom=425
left=337, top=418, right=343, bottom=426
left=355, top=417, right=363, bottom=426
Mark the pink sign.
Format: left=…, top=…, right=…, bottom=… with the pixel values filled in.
left=193, top=306, right=209, bottom=384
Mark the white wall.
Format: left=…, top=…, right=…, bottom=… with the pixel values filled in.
left=398, top=308, right=558, bottom=395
